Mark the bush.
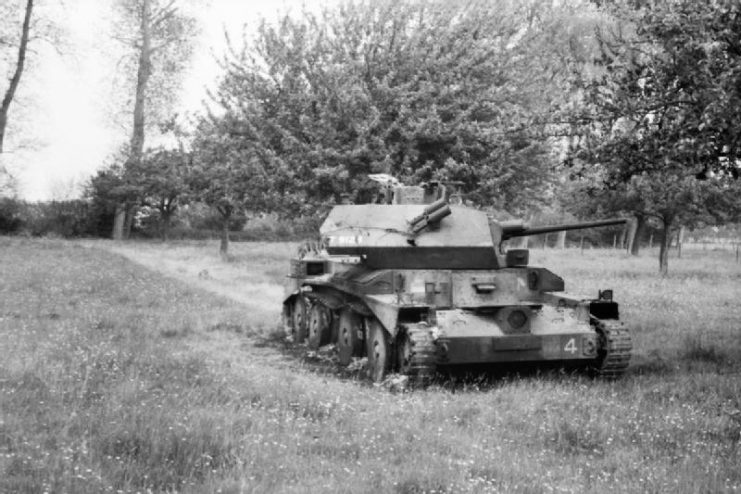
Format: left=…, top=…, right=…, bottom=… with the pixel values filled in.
left=165, top=227, right=303, bottom=242
left=26, top=201, right=97, bottom=237
left=170, top=205, right=324, bottom=242
left=0, top=197, right=324, bottom=241
left=0, top=199, right=105, bottom=238
left=181, top=203, right=247, bottom=231
left=0, top=197, right=24, bottom=233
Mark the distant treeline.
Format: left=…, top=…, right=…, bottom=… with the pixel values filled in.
left=1, top=195, right=675, bottom=248
left=0, top=197, right=318, bottom=241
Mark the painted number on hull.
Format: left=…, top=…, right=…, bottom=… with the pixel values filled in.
left=564, top=338, right=578, bottom=354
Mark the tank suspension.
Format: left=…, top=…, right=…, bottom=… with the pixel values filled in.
left=396, top=322, right=438, bottom=385
left=591, top=319, right=632, bottom=379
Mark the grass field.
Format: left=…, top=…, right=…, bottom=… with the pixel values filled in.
left=1, top=237, right=740, bottom=493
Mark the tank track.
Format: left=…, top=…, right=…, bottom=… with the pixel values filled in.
left=399, top=323, right=438, bottom=385
left=593, top=319, right=632, bottom=379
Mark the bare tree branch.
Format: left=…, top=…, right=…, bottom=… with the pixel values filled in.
left=151, top=0, right=178, bottom=29
left=0, top=0, right=34, bottom=154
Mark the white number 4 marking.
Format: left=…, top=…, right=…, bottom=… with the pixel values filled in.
left=564, top=338, right=578, bottom=354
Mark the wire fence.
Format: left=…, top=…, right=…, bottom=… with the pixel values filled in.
left=683, top=241, right=741, bottom=263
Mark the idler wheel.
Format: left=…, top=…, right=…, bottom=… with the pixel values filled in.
left=292, top=296, right=308, bottom=343
left=338, top=309, right=362, bottom=366
left=308, top=303, right=331, bottom=350
left=366, top=319, right=390, bottom=382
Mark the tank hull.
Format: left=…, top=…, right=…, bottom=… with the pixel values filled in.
left=433, top=308, right=598, bottom=365
left=283, top=258, right=631, bottom=382
left=283, top=193, right=631, bottom=383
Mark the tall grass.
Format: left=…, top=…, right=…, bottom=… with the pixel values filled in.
left=1, top=238, right=740, bottom=493
left=530, top=247, right=741, bottom=371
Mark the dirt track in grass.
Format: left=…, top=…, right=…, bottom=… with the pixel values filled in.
left=83, top=239, right=353, bottom=381
left=87, top=240, right=293, bottom=327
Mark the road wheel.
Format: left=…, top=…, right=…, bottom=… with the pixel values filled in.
left=367, top=319, right=390, bottom=382
left=308, top=303, right=331, bottom=350
left=292, top=296, right=308, bottom=343
left=338, top=309, right=362, bottom=366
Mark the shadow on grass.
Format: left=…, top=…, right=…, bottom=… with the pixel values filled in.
left=434, top=362, right=609, bottom=392
left=629, top=350, right=676, bottom=376
left=254, top=327, right=370, bottom=382
left=248, top=325, right=740, bottom=391
left=253, top=330, right=641, bottom=391
left=680, top=337, right=730, bottom=364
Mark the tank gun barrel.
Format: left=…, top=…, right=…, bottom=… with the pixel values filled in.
left=501, top=218, right=627, bottom=241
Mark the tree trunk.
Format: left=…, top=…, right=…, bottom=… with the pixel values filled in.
left=658, top=217, right=673, bottom=275
left=629, top=215, right=645, bottom=256
left=0, top=0, right=33, bottom=153
left=159, top=199, right=175, bottom=241
left=161, top=211, right=171, bottom=241
left=112, top=204, right=125, bottom=240
left=677, top=226, right=685, bottom=259
left=129, top=0, right=152, bottom=161
left=626, top=217, right=637, bottom=254
left=123, top=203, right=135, bottom=239
left=556, top=230, right=566, bottom=249
left=220, top=212, right=230, bottom=257
left=618, top=224, right=626, bottom=249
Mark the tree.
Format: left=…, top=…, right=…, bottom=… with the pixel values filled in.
left=86, top=164, right=137, bottom=237
left=0, top=0, right=32, bottom=155
left=128, top=146, right=191, bottom=240
left=210, top=0, right=580, bottom=217
left=190, top=117, right=274, bottom=256
left=569, top=0, right=741, bottom=274
left=561, top=168, right=650, bottom=254
left=0, top=0, right=33, bottom=194
left=111, top=0, right=196, bottom=238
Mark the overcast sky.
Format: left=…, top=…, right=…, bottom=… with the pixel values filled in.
left=8, top=0, right=327, bottom=200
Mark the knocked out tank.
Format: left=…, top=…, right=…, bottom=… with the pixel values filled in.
left=283, top=176, right=632, bottom=383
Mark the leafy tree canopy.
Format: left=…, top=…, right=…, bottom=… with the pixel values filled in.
left=568, top=0, right=741, bottom=272
left=205, top=0, right=583, bottom=216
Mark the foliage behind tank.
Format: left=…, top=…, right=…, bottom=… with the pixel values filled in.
left=283, top=178, right=632, bottom=383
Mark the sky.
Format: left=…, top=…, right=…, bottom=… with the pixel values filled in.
left=5, top=0, right=327, bottom=200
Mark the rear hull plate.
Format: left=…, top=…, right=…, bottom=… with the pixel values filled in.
left=437, top=332, right=597, bottom=365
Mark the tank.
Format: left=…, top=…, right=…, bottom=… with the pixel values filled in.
left=282, top=177, right=632, bottom=383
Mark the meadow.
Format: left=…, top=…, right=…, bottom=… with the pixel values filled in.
left=1, top=237, right=740, bottom=493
